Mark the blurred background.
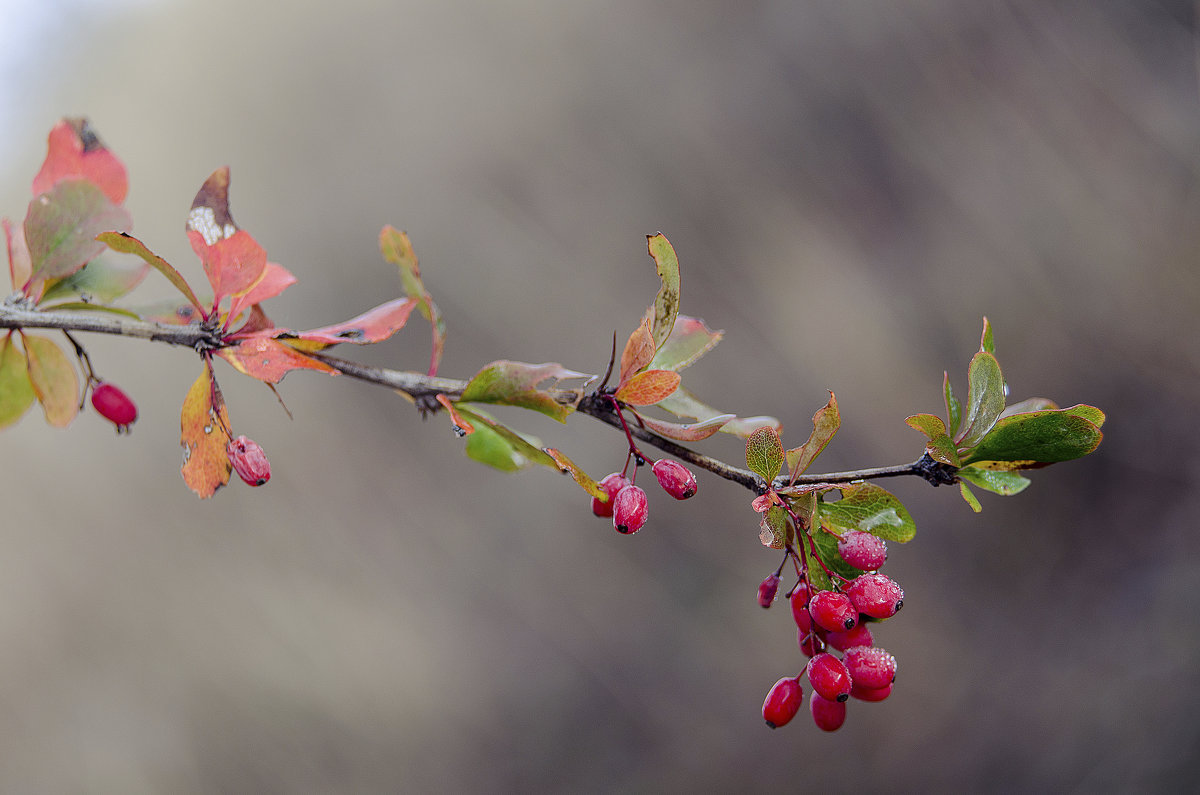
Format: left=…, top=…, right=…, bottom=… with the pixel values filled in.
left=2, top=0, right=1198, bottom=791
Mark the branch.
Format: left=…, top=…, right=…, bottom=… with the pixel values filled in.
left=2, top=302, right=957, bottom=492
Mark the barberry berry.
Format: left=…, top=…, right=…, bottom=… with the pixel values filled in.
left=651, top=458, right=697, bottom=500
left=825, top=622, right=874, bottom=652
left=757, top=574, right=780, bottom=608
left=837, top=530, right=888, bottom=570
left=808, top=590, right=858, bottom=632
left=806, top=652, right=853, bottom=702
left=90, top=381, right=137, bottom=432
left=810, top=692, right=847, bottom=732
left=797, top=629, right=824, bottom=658
left=843, top=646, right=897, bottom=690
left=762, top=676, right=804, bottom=728
left=790, top=586, right=813, bottom=632
left=227, top=435, right=271, bottom=486
left=612, top=485, right=648, bottom=534
left=591, top=472, right=632, bottom=517
left=846, top=573, right=905, bottom=618
left=850, top=682, right=893, bottom=702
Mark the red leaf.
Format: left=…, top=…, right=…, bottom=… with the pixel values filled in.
left=217, top=335, right=339, bottom=384
left=292, top=297, right=418, bottom=347
left=227, top=262, right=297, bottom=320
left=185, top=168, right=267, bottom=306
left=32, top=119, right=128, bottom=205
left=179, top=363, right=233, bottom=499
left=628, top=409, right=733, bottom=441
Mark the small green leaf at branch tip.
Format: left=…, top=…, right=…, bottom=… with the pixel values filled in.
left=819, top=483, right=916, bottom=543
left=97, top=231, right=206, bottom=315
left=0, top=334, right=36, bottom=428
left=460, top=361, right=593, bottom=423
left=746, top=426, right=785, bottom=484
left=980, top=316, right=995, bottom=354
left=958, top=466, right=1031, bottom=496
left=646, top=233, right=681, bottom=353
left=786, top=391, right=840, bottom=483
left=959, top=481, right=983, bottom=513
left=904, top=414, right=959, bottom=466
left=944, top=371, right=962, bottom=438
left=956, top=350, right=1005, bottom=448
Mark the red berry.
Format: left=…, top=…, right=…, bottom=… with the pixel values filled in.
left=808, top=590, right=858, bottom=632
left=757, top=574, right=780, bottom=608
left=90, top=382, right=137, bottom=431
left=846, top=573, right=904, bottom=618
left=797, top=629, right=824, bottom=658
left=651, top=458, right=697, bottom=500
left=591, top=472, right=631, bottom=517
left=825, top=622, right=874, bottom=652
left=837, top=530, right=888, bottom=570
left=790, top=586, right=813, bottom=632
left=810, top=692, right=847, bottom=732
left=227, top=435, right=271, bottom=486
left=850, top=682, right=893, bottom=702
left=612, top=485, right=648, bottom=534
left=762, top=676, right=804, bottom=728
left=843, top=646, right=897, bottom=690
left=806, top=652, right=853, bottom=702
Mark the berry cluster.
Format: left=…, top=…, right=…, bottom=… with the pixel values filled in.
left=592, top=457, right=697, bottom=533
left=759, top=529, right=903, bottom=732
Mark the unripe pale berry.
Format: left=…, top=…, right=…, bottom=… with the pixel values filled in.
left=612, top=485, right=648, bottom=534
left=837, top=530, right=888, bottom=570
left=806, top=652, right=853, bottom=702
left=850, top=681, right=893, bottom=702
left=757, top=574, right=780, bottom=608
left=592, top=472, right=631, bottom=517
left=762, top=676, right=803, bottom=728
left=843, top=646, right=897, bottom=690
left=228, top=435, right=271, bottom=486
left=651, top=458, right=697, bottom=500
left=90, top=381, right=137, bottom=431
left=825, top=622, right=874, bottom=652
left=846, top=573, right=905, bottom=619
left=810, top=692, right=847, bottom=732
left=808, top=590, right=858, bottom=632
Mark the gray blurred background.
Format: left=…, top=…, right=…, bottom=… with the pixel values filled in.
left=2, top=0, right=1198, bottom=791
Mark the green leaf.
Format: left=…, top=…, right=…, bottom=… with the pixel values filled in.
left=758, top=503, right=791, bottom=549
left=379, top=226, right=446, bottom=376
left=24, top=180, right=132, bottom=289
left=960, top=405, right=1104, bottom=468
left=39, top=255, right=149, bottom=305
left=786, top=391, right=840, bottom=482
left=958, top=466, right=1031, bottom=496
left=956, top=350, right=1005, bottom=448
left=959, top=481, right=982, bottom=513
left=904, top=413, right=960, bottom=466
left=792, top=492, right=833, bottom=591
left=97, top=232, right=207, bottom=315
left=22, top=332, right=79, bottom=427
left=646, top=233, right=681, bottom=353
left=944, top=371, right=962, bottom=438
left=456, top=405, right=556, bottom=471
left=746, top=426, right=785, bottom=484
left=459, top=361, right=592, bottom=422
left=544, top=447, right=607, bottom=500
left=655, top=385, right=780, bottom=439
left=819, top=483, right=916, bottom=543
left=647, top=314, right=723, bottom=372
left=980, top=316, right=995, bottom=354
left=0, top=333, right=36, bottom=428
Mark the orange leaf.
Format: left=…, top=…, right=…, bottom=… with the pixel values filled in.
left=614, top=369, right=681, bottom=406
left=22, top=332, right=79, bottom=427
left=435, top=394, right=475, bottom=436
left=618, top=316, right=655, bottom=386
left=217, top=335, right=339, bottom=384
left=180, top=365, right=232, bottom=498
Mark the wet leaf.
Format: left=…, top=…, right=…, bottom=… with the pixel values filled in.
left=22, top=333, right=79, bottom=427
left=32, top=118, right=128, bottom=205
left=217, top=336, right=339, bottom=384
left=291, top=297, right=418, bottom=347
left=39, top=255, right=150, bottom=305
left=4, top=218, right=32, bottom=291
left=819, top=483, right=915, bottom=543
left=647, top=314, right=723, bottom=372
left=655, top=385, right=780, bottom=438
left=619, top=316, right=655, bottom=386
left=614, top=368, right=681, bottom=406
left=646, top=233, right=681, bottom=352
left=959, top=481, right=982, bottom=513
left=544, top=448, right=607, bottom=500
left=97, top=232, right=206, bottom=315
left=460, top=361, right=591, bottom=422
left=25, top=180, right=132, bottom=288
left=180, top=365, right=232, bottom=498
left=759, top=503, right=790, bottom=549
left=943, top=371, right=961, bottom=438
left=999, top=396, right=1058, bottom=419
left=627, top=409, right=733, bottom=441
left=379, top=226, right=446, bottom=376
left=746, top=426, right=785, bottom=484
left=956, top=350, right=1005, bottom=448
left=957, top=466, right=1031, bottom=496
left=786, top=391, right=840, bottom=483
left=960, top=405, right=1104, bottom=468
left=0, top=333, right=36, bottom=428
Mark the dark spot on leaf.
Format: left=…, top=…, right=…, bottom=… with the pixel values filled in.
left=74, top=118, right=103, bottom=152
left=336, top=328, right=365, bottom=339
